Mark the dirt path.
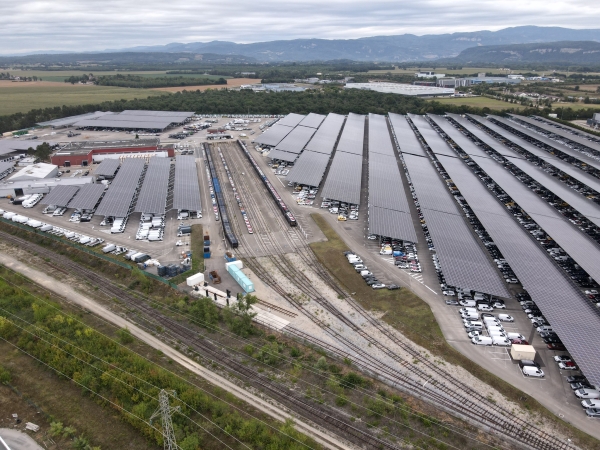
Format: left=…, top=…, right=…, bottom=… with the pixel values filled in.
left=0, top=429, right=44, bottom=450
left=151, top=78, right=259, bottom=92
left=0, top=252, right=356, bottom=450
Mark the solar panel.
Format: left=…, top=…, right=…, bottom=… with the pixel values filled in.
left=337, top=113, right=365, bottom=155
left=40, top=185, right=80, bottom=207
left=173, top=155, right=202, bottom=211
left=299, top=113, right=326, bottom=129
left=275, top=126, right=316, bottom=154
left=267, top=149, right=298, bottom=162
left=368, top=113, right=395, bottom=156
left=95, top=158, right=145, bottom=217
left=0, top=162, right=15, bottom=174
left=254, top=124, right=294, bottom=147
left=277, top=113, right=306, bottom=127
left=388, top=113, right=427, bottom=157
left=436, top=153, right=600, bottom=388
left=134, top=157, right=171, bottom=214
left=286, top=151, right=331, bottom=187
left=304, top=113, right=345, bottom=155
left=120, top=110, right=194, bottom=119
left=94, top=158, right=120, bottom=177
left=368, top=154, right=411, bottom=212
left=368, top=205, right=418, bottom=242
left=409, top=114, right=458, bottom=157
left=535, top=115, right=600, bottom=145
left=321, top=151, right=363, bottom=204
left=68, top=183, right=107, bottom=210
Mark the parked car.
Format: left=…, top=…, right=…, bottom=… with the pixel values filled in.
left=522, top=366, right=544, bottom=377
left=575, top=389, right=600, bottom=399
left=568, top=375, right=588, bottom=383
left=498, top=314, right=514, bottom=322
left=585, top=408, right=600, bottom=418
left=558, top=362, right=578, bottom=370
left=372, top=283, right=386, bottom=289
left=387, top=284, right=400, bottom=290
left=553, top=355, right=572, bottom=363
left=510, top=338, right=529, bottom=345
left=547, top=343, right=566, bottom=351
left=581, top=399, right=600, bottom=408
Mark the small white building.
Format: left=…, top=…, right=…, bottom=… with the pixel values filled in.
left=9, top=163, right=58, bottom=181
left=415, top=71, right=446, bottom=79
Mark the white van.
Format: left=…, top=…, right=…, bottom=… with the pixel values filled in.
left=506, top=332, right=525, bottom=340
left=484, top=318, right=501, bottom=327
left=492, top=336, right=511, bottom=346
left=473, top=294, right=488, bottom=301
left=459, top=300, right=476, bottom=307
left=487, top=326, right=505, bottom=334
left=488, top=330, right=507, bottom=338
left=471, top=336, right=492, bottom=345
left=464, top=321, right=483, bottom=330
left=461, top=312, right=479, bottom=321
left=522, top=366, right=544, bottom=377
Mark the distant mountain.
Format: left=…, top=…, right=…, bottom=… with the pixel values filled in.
left=441, top=41, right=600, bottom=65
left=107, top=26, right=600, bottom=62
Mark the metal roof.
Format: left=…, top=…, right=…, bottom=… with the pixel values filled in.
left=37, top=111, right=113, bottom=127
left=277, top=113, right=306, bottom=127
left=0, top=139, right=56, bottom=157
left=119, top=110, right=194, bottom=119
left=286, top=151, right=331, bottom=187
left=409, top=114, right=457, bottom=156
left=94, top=158, right=120, bottom=177
left=304, top=113, right=345, bottom=155
left=73, top=110, right=194, bottom=131
left=134, top=157, right=171, bottom=214
left=368, top=205, right=418, bottom=242
left=68, top=183, right=107, bottom=210
left=535, top=115, right=600, bottom=144
left=299, top=113, right=326, bottom=129
left=403, top=151, right=508, bottom=297
left=467, top=115, right=600, bottom=195
left=368, top=113, right=395, bottom=156
left=275, top=125, right=316, bottom=154
left=0, top=162, right=15, bottom=174
left=368, top=154, right=411, bottom=212
left=95, top=158, right=145, bottom=217
left=321, top=151, right=363, bottom=204
left=254, top=124, right=294, bottom=147
left=172, top=155, right=201, bottom=211
left=336, top=113, right=365, bottom=155
left=267, top=149, right=298, bottom=162
left=40, top=185, right=80, bottom=207
left=388, top=113, right=427, bottom=157
left=436, top=152, right=600, bottom=388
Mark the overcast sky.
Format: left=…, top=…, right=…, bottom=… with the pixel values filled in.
left=2, top=0, right=600, bottom=54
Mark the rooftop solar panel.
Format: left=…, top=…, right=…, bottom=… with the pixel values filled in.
left=299, top=113, right=326, bottom=129
left=275, top=125, right=316, bottom=154
left=134, top=157, right=171, bottom=214
left=286, top=151, right=331, bottom=187
left=254, top=124, right=294, bottom=147
left=368, top=113, right=395, bottom=156
left=304, top=113, right=345, bottom=155
left=436, top=153, right=600, bottom=388
left=267, top=149, right=299, bottom=162
left=368, top=205, right=418, bottom=242
left=68, top=183, right=107, bottom=210
left=74, top=119, right=178, bottom=130
left=95, top=158, right=145, bottom=217
left=277, top=113, right=306, bottom=127
left=120, top=110, right=194, bottom=118
left=94, top=158, right=120, bottom=177
left=172, top=155, right=201, bottom=211
left=388, top=113, right=427, bottom=157
left=40, top=185, right=80, bottom=207
left=0, top=162, right=15, bottom=174
left=337, top=113, right=365, bottom=155
left=321, top=151, right=363, bottom=204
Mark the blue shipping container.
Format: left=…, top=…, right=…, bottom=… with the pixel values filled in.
left=204, top=252, right=211, bottom=258
left=227, top=264, right=255, bottom=293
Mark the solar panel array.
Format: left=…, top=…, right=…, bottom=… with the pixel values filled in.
left=266, top=149, right=298, bottom=162
left=40, top=185, right=80, bottom=207
left=286, top=151, right=332, bottom=186
left=94, top=158, right=121, bottom=177
left=535, top=115, right=600, bottom=145
left=254, top=124, right=294, bottom=147
left=368, top=205, right=417, bottom=242
left=74, top=110, right=194, bottom=131
left=304, top=113, right=346, bottom=155
left=368, top=113, right=395, bottom=156
left=511, top=115, right=600, bottom=154
left=134, top=157, right=171, bottom=214
left=299, top=113, right=326, bottom=129
left=388, top=113, right=427, bottom=156
left=275, top=125, right=316, bottom=154
left=277, top=113, right=306, bottom=127
left=68, top=183, right=107, bottom=210
left=173, top=155, right=202, bottom=211
left=336, top=113, right=365, bottom=155
left=435, top=152, right=600, bottom=388
left=95, top=158, right=145, bottom=217
left=321, top=151, right=363, bottom=204
left=0, top=161, right=15, bottom=174
left=409, top=114, right=458, bottom=157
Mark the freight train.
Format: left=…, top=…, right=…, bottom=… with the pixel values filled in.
left=237, top=140, right=297, bottom=227
left=203, top=143, right=239, bottom=248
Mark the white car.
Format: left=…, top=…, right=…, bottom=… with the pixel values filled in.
left=558, top=362, right=578, bottom=371
left=477, top=304, right=493, bottom=312
left=575, top=389, right=600, bottom=399
left=467, top=331, right=481, bottom=338
left=443, top=290, right=456, bottom=296
left=367, top=235, right=378, bottom=240
left=506, top=278, right=519, bottom=284
left=585, top=290, right=598, bottom=295
left=372, top=283, right=386, bottom=289
left=493, top=302, right=506, bottom=309
left=498, top=314, right=514, bottom=322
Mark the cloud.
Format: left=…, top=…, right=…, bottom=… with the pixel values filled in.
left=2, top=0, right=600, bottom=54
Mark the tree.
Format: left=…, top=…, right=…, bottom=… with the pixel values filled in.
left=189, top=296, right=219, bottom=328
left=117, top=327, right=134, bottom=344
left=222, top=294, right=257, bottom=337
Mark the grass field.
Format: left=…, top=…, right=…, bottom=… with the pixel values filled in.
left=426, top=95, right=522, bottom=110
left=0, top=82, right=166, bottom=115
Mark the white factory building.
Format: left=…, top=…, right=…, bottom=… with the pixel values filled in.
left=9, top=163, right=59, bottom=181
left=345, top=82, right=454, bottom=97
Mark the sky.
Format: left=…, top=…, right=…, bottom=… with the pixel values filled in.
left=2, top=0, right=600, bottom=54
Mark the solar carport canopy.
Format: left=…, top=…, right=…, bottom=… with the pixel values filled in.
left=96, top=158, right=145, bottom=217
left=267, top=149, right=298, bottom=162
left=173, top=155, right=201, bottom=211
left=254, top=124, right=294, bottom=147
left=134, top=157, right=171, bottom=214
left=94, top=158, right=120, bottom=177
left=40, top=185, right=80, bottom=207
left=321, top=152, right=362, bottom=204
left=68, top=183, right=107, bottom=210
left=287, top=151, right=331, bottom=187
left=304, top=113, right=345, bottom=155
left=368, top=113, right=395, bottom=156
left=277, top=113, right=305, bottom=127
left=368, top=206, right=417, bottom=242
left=436, top=152, right=600, bottom=388
left=274, top=126, right=316, bottom=154
left=389, top=113, right=426, bottom=157
left=74, top=110, right=194, bottom=131
left=336, top=113, right=365, bottom=155
left=299, top=113, right=326, bottom=129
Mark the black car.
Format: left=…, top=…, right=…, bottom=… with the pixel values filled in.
left=343, top=251, right=355, bottom=256
left=365, top=279, right=378, bottom=286
left=445, top=299, right=459, bottom=305
left=567, top=375, right=588, bottom=383
left=570, top=382, right=594, bottom=390
left=387, top=284, right=400, bottom=290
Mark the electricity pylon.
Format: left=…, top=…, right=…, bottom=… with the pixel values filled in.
left=150, top=390, right=180, bottom=450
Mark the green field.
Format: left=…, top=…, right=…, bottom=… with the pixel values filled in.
left=427, top=95, right=524, bottom=110
left=6, top=69, right=230, bottom=83
left=0, top=83, right=166, bottom=115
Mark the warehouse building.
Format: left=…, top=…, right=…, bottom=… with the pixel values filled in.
left=0, top=177, right=92, bottom=198
left=345, top=82, right=454, bottom=97
left=9, top=162, right=58, bottom=181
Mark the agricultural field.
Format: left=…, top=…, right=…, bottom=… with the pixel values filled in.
left=0, top=81, right=166, bottom=115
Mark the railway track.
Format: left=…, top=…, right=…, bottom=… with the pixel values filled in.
left=218, top=142, right=569, bottom=450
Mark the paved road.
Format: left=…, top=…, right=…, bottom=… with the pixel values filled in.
left=0, top=429, right=43, bottom=450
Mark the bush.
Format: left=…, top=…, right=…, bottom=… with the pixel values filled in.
left=117, top=328, right=134, bottom=344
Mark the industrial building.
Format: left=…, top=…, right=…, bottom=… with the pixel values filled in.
left=0, top=176, right=93, bottom=197
left=9, top=163, right=58, bottom=181
left=344, top=82, right=454, bottom=97
left=50, top=139, right=173, bottom=167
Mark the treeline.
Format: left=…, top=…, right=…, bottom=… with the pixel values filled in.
left=0, top=277, right=319, bottom=450
left=65, top=74, right=94, bottom=84
left=95, top=74, right=227, bottom=89
left=2, top=87, right=600, bottom=134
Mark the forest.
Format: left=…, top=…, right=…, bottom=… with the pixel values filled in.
left=94, top=74, right=227, bottom=89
